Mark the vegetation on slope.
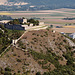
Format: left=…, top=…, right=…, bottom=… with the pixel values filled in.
left=0, top=24, right=11, bottom=54
left=18, top=28, right=75, bottom=75
left=8, top=18, right=39, bottom=26
left=0, top=28, right=75, bottom=75
left=0, top=24, right=24, bottom=54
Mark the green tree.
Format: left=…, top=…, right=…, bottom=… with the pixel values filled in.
left=36, top=72, right=41, bottom=75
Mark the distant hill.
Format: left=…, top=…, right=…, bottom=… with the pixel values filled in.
left=0, top=0, right=75, bottom=11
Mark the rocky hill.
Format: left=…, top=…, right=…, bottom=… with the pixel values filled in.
left=0, top=28, right=75, bottom=75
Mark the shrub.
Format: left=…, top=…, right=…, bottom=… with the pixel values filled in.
left=36, top=72, right=41, bottom=75
left=4, top=71, right=12, bottom=75
left=32, top=33, right=36, bottom=35
left=45, top=31, right=48, bottom=36
left=16, top=59, right=21, bottom=62
left=31, top=41, right=35, bottom=45
left=42, top=65, right=48, bottom=69
left=40, top=35, right=43, bottom=37
left=63, top=39, right=67, bottom=43
left=18, top=70, right=20, bottom=73
left=13, top=54, right=17, bottom=56
left=5, top=67, right=11, bottom=72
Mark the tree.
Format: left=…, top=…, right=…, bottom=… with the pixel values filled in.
left=5, top=67, right=11, bottom=72
left=67, top=60, right=73, bottom=65
left=50, top=25, right=53, bottom=28
left=4, top=71, right=12, bottom=75
left=36, top=72, right=41, bottom=75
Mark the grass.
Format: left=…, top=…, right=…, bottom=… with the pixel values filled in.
left=50, top=13, right=65, bottom=17
left=32, top=13, right=65, bottom=17
left=0, top=13, right=12, bottom=15
left=8, top=11, right=51, bottom=13
left=45, top=21, right=70, bottom=24
left=7, top=29, right=24, bottom=36
left=63, top=26, right=75, bottom=28
left=0, top=46, right=11, bottom=58
left=64, top=10, right=75, bottom=13
left=7, top=29, right=24, bottom=34
left=44, top=18, right=62, bottom=19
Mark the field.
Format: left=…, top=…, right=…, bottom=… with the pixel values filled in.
left=0, top=12, right=11, bottom=15
left=0, top=8, right=75, bottom=33
left=63, top=26, right=75, bottom=28
left=0, top=8, right=75, bottom=24
left=53, top=28, right=75, bottom=33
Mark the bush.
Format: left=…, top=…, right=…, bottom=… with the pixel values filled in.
left=5, top=67, right=11, bottom=72
left=63, top=39, right=67, bottom=43
left=36, top=72, right=41, bottom=75
left=4, top=71, right=12, bottom=75
left=13, top=54, right=17, bottom=56
left=67, top=60, right=73, bottom=65
left=16, top=59, right=21, bottom=62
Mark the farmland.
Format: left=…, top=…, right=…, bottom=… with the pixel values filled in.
left=0, top=8, right=75, bottom=33
left=63, top=26, right=75, bottom=28
left=0, top=9, right=75, bottom=24
left=53, top=28, right=75, bottom=33
left=0, top=12, right=11, bottom=15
